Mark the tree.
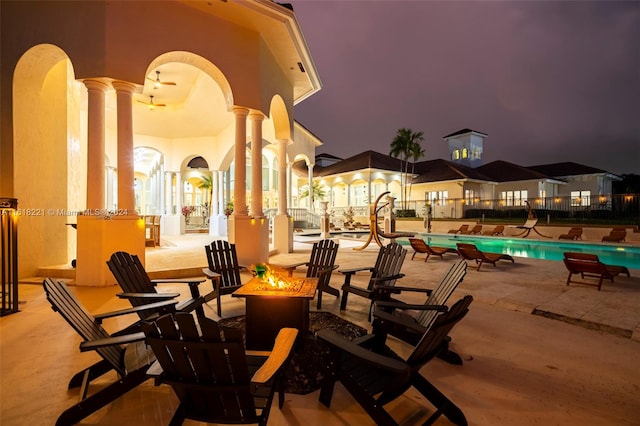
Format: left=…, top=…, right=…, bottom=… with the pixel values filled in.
left=299, top=182, right=326, bottom=207
left=197, top=175, right=213, bottom=216
left=389, top=128, right=424, bottom=211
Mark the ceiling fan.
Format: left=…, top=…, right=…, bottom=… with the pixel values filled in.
left=137, top=95, right=166, bottom=110
left=147, top=70, right=176, bottom=89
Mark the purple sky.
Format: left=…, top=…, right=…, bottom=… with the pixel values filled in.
left=291, top=1, right=640, bottom=175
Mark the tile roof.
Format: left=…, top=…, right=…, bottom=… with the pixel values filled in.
left=443, top=128, right=488, bottom=138
left=527, top=162, right=609, bottom=177
left=297, top=150, right=613, bottom=184
left=313, top=150, right=404, bottom=177
left=476, top=160, right=550, bottom=182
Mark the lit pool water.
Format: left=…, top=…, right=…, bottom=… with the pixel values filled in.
left=400, top=233, right=640, bottom=270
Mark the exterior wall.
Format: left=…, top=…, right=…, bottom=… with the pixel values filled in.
left=1, top=1, right=312, bottom=277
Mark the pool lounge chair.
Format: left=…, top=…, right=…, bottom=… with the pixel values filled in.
left=563, top=252, right=630, bottom=291
left=408, top=238, right=458, bottom=262
left=456, top=242, right=515, bottom=271
left=602, top=228, right=626, bottom=243
left=461, top=224, right=483, bottom=235
left=559, top=227, right=583, bottom=240
left=448, top=224, right=469, bottom=234
left=482, top=225, right=504, bottom=236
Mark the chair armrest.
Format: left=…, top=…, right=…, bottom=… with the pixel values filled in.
left=116, top=292, right=179, bottom=300
left=79, top=331, right=146, bottom=351
left=146, top=360, right=163, bottom=379
left=339, top=266, right=374, bottom=275
left=384, top=286, right=433, bottom=295
left=202, top=268, right=221, bottom=280
left=370, top=273, right=405, bottom=284
left=251, top=328, right=299, bottom=384
left=374, top=300, right=448, bottom=312
left=316, top=329, right=407, bottom=373
left=93, top=300, right=177, bottom=323
left=278, top=261, right=309, bottom=271
left=151, top=277, right=206, bottom=285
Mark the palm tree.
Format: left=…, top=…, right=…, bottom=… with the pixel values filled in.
left=299, top=182, right=326, bottom=208
left=408, top=142, right=426, bottom=203
left=197, top=175, right=213, bottom=217
left=389, top=128, right=424, bottom=210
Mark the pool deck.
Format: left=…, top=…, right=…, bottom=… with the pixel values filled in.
left=4, top=231, right=640, bottom=425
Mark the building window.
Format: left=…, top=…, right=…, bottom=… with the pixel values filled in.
left=452, top=150, right=460, bottom=160
left=571, top=190, right=591, bottom=206
left=500, top=190, right=528, bottom=207
left=426, top=191, right=448, bottom=206
left=461, top=148, right=468, bottom=159
left=464, top=189, right=475, bottom=205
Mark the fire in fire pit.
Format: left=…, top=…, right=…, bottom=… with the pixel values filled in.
left=251, top=263, right=305, bottom=292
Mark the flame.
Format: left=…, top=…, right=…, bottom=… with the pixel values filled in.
left=252, top=264, right=304, bottom=292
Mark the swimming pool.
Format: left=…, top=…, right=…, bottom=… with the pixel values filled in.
left=400, top=233, right=640, bottom=270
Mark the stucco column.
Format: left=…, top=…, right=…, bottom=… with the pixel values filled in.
left=218, top=170, right=225, bottom=216
left=277, top=139, right=288, bottom=215
left=164, top=172, right=172, bottom=214
left=112, top=81, right=136, bottom=213
left=175, top=172, right=182, bottom=212
left=211, top=171, right=219, bottom=217
left=233, top=106, right=249, bottom=216
left=84, top=79, right=108, bottom=210
left=287, top=162, right=293, bottom=207
left=308, top=163, right=314, bottom=211
left=249, top=111, right=264, bottom=217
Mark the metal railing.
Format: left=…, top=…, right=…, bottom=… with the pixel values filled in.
left=1, top=198, right=19, bottom=316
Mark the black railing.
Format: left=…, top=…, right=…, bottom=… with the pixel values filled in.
left=1, top=198, right=19, bottom=316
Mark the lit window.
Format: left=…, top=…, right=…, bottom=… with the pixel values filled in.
left=571, top=191, right=591, bottom=206
left=462, top=148, right=468, bottom=159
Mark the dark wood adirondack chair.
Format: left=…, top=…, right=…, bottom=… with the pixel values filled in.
left=107, top=251, right=207, bottom=318
left=339, top=242, right=407, bottom=312
left=317, top=295, right=473, bottom=426
left=373, top=260, right=468, bottom=365
left=141, top=312, right=298, bottom=426
left=203, top=240, right=248, bottom=317
left=279, top=239, right=340, bottom=308
left=43, top=278, right=170, bottom=426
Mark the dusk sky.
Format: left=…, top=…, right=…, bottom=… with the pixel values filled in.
left=291, top=1, right=640, bottom=176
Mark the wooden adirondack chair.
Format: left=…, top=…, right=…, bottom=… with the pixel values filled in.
left=318, top=295, right=473, bottom=426
left=142, top=312, right=298, bottom=426
left=373, top=260, right=468, bottom=365
left=43, top=278, right=169, bottom=426
left=203, top=240, right=248, bottom=317
left=107, top=251, right=207, bottom=318
left=279, top=239, right=340, bottom=308
left=339, top=242, right=407, bottom=313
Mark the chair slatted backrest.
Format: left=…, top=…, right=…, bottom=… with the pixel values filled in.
left=368, top=243, right=407, bottom=290
left=142, top=313, right=259, bottom=423
left=407, top=295, right=473, bottom=367
left=415, top=260, right=467, bottom=327
left=205, top=240, right=243, bottom=289
left=107, top=251, right=162, bottom=315
left=43, top=278, right=125, bottom=375
left=306, top=239, right=339, bottom=285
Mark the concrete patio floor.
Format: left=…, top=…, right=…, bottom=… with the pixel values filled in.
left=1, top=233, right=639, bottom=425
